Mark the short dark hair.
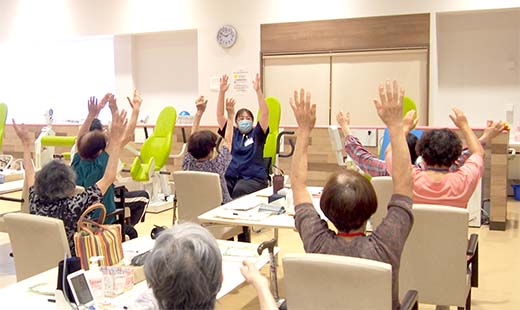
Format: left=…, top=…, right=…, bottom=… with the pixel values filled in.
left=35, top=160, right=77, bottom=202
left=320, top=170, right=377, bottom=233
left=235, top=108, right=254, bottom=123
left=187, top=130, right=218, bottom=160
left=406, top=133, right=419, bottom=164
left=77, top=130, right=107, bottom=160
left=89, top=118, right=103, bottom=131
left=416, top=129, right=462, bottom=167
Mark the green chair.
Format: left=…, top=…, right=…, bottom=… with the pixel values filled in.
left=259, top=97, right=281, bottom=166
left=130, top=106, right=177, bottom=182
left=0, top=103, right=7, bottom=152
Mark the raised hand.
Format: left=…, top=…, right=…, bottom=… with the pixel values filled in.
left=449, top=108, right=469, bottom=129
left=252, top=73, right=262, bottom=94
left=108, top=93, right=118, bottom=115
left=109, top=109, right=128, bottom=144
left=99, top=93, right=111, bottom=108
left=12, top=119, right=33, bottom=145
left=87, top=96, right=107, bottom=116
left=126, top=90, right=143, bottom=111
left=225, top=98, right=236, bottom=115
left=402, top=110, right=418, bottom=134
left=336, top=111, right=351, bottom=135
left=481, top=120, right=506, bottom=144
left=195, top=96, right=208, bottom=115
left=373, top=80, right=404, bottom=127
left=290, top=88, right=316, bottom=132
left=220, top=74, right=230, bottom=93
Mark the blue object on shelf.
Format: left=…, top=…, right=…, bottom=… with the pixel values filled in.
left=379, top=128, right=424, bottom=160
left=512, top=184, right=520, bottom=201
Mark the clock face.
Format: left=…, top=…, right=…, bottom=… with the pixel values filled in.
left=216, top=25, right=237, bottom=48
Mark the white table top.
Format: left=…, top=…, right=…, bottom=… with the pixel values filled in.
left=0, top=179, right=23, bottom=195
left=0, top=236, right=275, bottom=308
left=198, top=186, right=324, bottom=229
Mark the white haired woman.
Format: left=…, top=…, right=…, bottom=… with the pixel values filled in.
left=135, top=222, right=276, bottom=310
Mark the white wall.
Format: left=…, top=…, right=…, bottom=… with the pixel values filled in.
left=3, top=0, right=520, bottom=125
left=131, top=30, right=199, bottom=123
left=436, top=10, right=520, bottom=127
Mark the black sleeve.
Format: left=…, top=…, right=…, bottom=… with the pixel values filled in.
left=217, top=121, right=227, bottom=138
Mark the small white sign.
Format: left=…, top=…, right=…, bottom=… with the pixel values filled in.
left=232, top=69, right=249, bottom=93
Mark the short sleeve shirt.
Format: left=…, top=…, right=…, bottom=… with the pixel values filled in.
left=386, top=151, right=484, bottom=208
left=219, top=122, right=269, bottom=180
left=182, top=145, right=233, bottom=203
left=71, top=151, right=116, bottom=222
left=29, top=185, right=103, bottom=255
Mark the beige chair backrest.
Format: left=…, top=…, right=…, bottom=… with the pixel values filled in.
left=283, top=253, right=392, bottom=310
left=5, top=213, right=71, bottom=281
left=398, top=204, right=469, bottom=307
left=173, top=171, right=242, bottom=240
left=370, top=176, right=393, bottom=229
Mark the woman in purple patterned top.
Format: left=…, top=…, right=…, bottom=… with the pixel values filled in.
left=182, top=95, right=235, bottom=203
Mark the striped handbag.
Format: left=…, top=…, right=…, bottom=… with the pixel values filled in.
left=74, top=203, right=124, bottom=270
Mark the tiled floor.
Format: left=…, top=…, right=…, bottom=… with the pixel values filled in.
left=1, top=191, right=520, bottom=309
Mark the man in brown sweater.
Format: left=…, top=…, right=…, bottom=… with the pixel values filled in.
left=290, top=82, right=414, bottom=310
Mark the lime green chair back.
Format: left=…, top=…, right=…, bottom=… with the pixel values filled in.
left=0, top=103, right=8, bottom=152
left=40, top=136, right=76, bottom=147
left=131, top=106, right=177, bottom=181
left=403, top=96, right=417, bottom=117
left=258, top=97, right=281, bottom=165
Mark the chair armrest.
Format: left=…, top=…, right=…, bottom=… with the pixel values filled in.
left=401, top=290, right=419, bottom=310
left=106, top=208, right=125, bottom=222
left=467, top=233, right=478, bottom=257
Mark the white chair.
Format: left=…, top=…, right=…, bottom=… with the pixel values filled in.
left=369, top=176, right=393, bottom=229
left=399, top=204, right=479, bottom=309
left=283, top=253, right=418, bottom=310
left=173, top=171, right=244, bottom=240
left=5, top=213, right=71, bottom=281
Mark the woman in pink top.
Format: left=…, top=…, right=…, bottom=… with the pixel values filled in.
left=387, top=109, right=504, bottom=208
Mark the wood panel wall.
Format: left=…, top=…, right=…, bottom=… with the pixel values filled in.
left=261, top=13, right=430, bottom=54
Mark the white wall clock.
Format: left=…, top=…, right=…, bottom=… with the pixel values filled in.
left=216, top=25, right=238, bottom=48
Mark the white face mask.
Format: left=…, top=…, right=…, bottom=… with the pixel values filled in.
left=238, top=120, right=253, bottom=134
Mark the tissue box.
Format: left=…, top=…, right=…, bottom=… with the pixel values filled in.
left=127, top=264, right=146, bottom=284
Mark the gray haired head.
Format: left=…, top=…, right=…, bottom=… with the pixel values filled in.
left=144, top=222, right=222, bottom=310
left=34, top=160, right=77, bottom=202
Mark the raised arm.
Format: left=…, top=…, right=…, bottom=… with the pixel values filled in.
left=374, top=81, right=412, bottom=197
left=224, top=98, right=236, bottom=150
left=240, top=260, right=277, bottom=310
left=337, top=111, right=388, bottom=177
left=253, top=73, right=269, bottom=133
left=77, top=94, right=109, bottom=140
left=217, top=75, right=230, bottom=129
left=12, top=120, right=35, bottom=188
left=191, top=96, right=207, bottom=135
left=336, top=111, right=352, bottom=136
left=290, top=89, right=316, bottom=206
left=452, top=120, right=505, bottom=168
left=449, top=108, right=484, bottom=158
left=96, top=109, right=128, bottom=195
left=122, top=90, right=142, bottom=145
